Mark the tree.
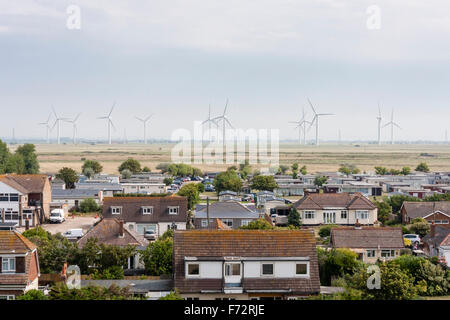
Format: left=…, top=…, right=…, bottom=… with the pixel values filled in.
left=0, top=139, right=10, bottom=173
left=250, top=175, right=278, bottom=192
left=196, top=183, right=205, bottom=193
left=386, top=195, right=421, bottom=214
left=278, top=165, right=289, bottom=175
left=142, top=166, right=151, bottom=173
left=401, top=167, right=411, bottom=175
left=159, top=290, right=184, bottom=300
left=121, top=169, right=132, bottom=179
left=17, top=289, right=48, bottom=300
left=156, top=163, right=170, bottom=174
left=317, top=248, right=362, bottom=286
left=287, top=208, right=302, bottom=228
left=291, top=163, right=299, bottom=179
left=79, top=198, right=100, bottom=213
left=118, top=158, right=141, bottom=173
left=314, top=175, right=328, bottom=187
left=374, top=200, right=392, bottom=224
left=213, top=169, right=243, bottom=193
left=300, top=165, right=307, bottom=175
left=49, top=282, right=135, bottom=300
left=141, top=238, right=173, bottom=276
left=375, top=166, right=388, bottom=175
left=82, top=160, right=103, bottom=175
left=408, top=218, right=430, bottom=238
left=56, top=167, right=79, bottom=189
left=16, top=144, right=39, bottom=174
left=4, top=153, right=25, bottom=173
left=177, top=183, right=200, bottom=210
left=239, top=160, right=252, bottom=180
left=318, top=224, right=338, bottom=238
left=239, top=218, right=274, bottom=230
left=163, top=177, right=173, bottom=186
left=415, top=162, right=430, bottom=173
left=339, top=164, right=360, bottom=176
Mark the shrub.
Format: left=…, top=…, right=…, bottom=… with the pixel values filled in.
left=239, top=218, right=274, bottom=230
left=17, top=289, right=48, bottom=300
left=79, top=198, right=100, bottom=213
left=318, top=224, right=338, bottom=238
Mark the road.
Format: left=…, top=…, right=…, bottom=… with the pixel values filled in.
left=17, top=216, right=100, bottom=235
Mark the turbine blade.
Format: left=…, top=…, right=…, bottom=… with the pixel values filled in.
left=307, top=98, right=317, bottom=115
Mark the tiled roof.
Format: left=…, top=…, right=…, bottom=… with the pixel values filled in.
left=441, top=234, right=450, bottom=247
left=330, top=227, right=404, bottom=249
left=174, top=229, right=317, bottom=257
left=0, top=174, right=48, bottom=194
left=0, top=230, right=36, bottom=253
left=294, top=192, right=376, bottom=210
left=52, top=189, right=101, bottom=199
left=77, top=218, right=148, bottom=248
left=80, top=279, right=173, bottom=293
left=195, top=201, right=258, bottom=219
left=422, top=226, right=450, bottom=247
left=402, top=201, right=450, bottom=219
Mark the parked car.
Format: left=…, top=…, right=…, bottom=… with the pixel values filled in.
left=167, top=188, right=178, bottom=193
left=204, top=184, right=215, bottom=192
left=63, top=229, right=84, bottom=240
left=144, top=230, right=156, bottom=241
left=404, top=234, right=421, bottom=244
left=49, top=209, right=65, bottom=223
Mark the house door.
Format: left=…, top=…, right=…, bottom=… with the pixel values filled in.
left=224, top=262, right=242, bottom=286
left=323, top=211, right=336, bottom=224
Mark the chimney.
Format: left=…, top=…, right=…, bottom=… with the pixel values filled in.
left=25, top=218, right=30, bottom=231
left=355, top=219, right=362, bottom=229
left=61, top=262, right=68, bottom=281
left=119, top=220, right=124, bottom=237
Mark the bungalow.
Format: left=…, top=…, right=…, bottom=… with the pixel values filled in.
left=422, top=225, right=450, bottom=266
left=51, top=189, right=103, bottom=211
left=120, top=182, right=166, bottom=195
left=0, top=229, right=40, bottom=299
left=75, top=182, right=124, bottom=197
left=77, top=218, right=148, bottom=270
left=102, top=195, right=188, bottom=237
left=400, top=201, right=450, bottom=227
left=218, top=191, right=241, bottom=202
left=194, top=201, right=261, bottom=229
left=293, top=192, right=378, bottom=226
left=330, top=226, right=404, bottom=263
left=173, top=229, right=320, bottom=300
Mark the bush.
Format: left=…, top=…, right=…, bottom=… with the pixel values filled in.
left=17, top=289, right=48, bottom=300
left=159, top=290, right=184, bottom=300
left=239, top=218, right=274, bottom=230
left=317, top=248, right=362, bottom=286
left=318, top=225, right=338, bottom=238
left=141, top=238, right=173, bottom=276
left=79, top=198, right=100, bottom=213
left=49, top=282, right=135, bottom=300
left=90, top=266, right=124, bottom=280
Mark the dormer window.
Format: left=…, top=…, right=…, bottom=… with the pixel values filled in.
left=142, top=206, right=153, bottom=215
left=2, top=257, right=16, bottom=273
left=168, top=206, right=179, bottom=215
left=111, top=206, right=122, bottom=215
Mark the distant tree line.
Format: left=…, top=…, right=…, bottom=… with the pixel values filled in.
left=0, top=140, right=39, bottom=174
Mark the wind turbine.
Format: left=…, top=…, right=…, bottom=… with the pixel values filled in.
left=289, top=107, right=311, bottom=145
left=135, top=114, right=154, bottom=144
left=65, top=113, right=81, bottom=144
left=376, top=102, right=383, bottom=145
left=51, top=106, right=70, bottom=144
left=39, top=113, right=53, bottom=144
left=202, top=104, right=219, bottom=142
left=382, top=108, right=401, bottom=145
left=307, top=98, right=335, bottom=146
left=97, top=102, right=116, bottom=145
left=212, top=98, right=234, bottom=148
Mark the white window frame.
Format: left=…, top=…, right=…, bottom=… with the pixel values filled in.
left=295, top=261, right=310, bottom=277
left=141, top=206, right=153, bottom=215
left=111, top=206, right=122, bottom=215
left=241, top=220, right=252, bottom=227
left=221, top=219, right=233, bottom=228
left=186, top=262, right=200, bottom=278
left=168, top=206, right=179, bottom=215
left=355, top=210, right=369, bottom=220
left=366, top=250, right=376, bottom=258
left=201, top=220, right=208, bottom=227
left=0, top=295, right=15, bottom=300
left=2, top=257, right=16, bottom=273
left=381, top=249, right=395, bottom=258
left=340, top=210, right=348, bottom=219
left=303, top=211, right=315, bottom=219
left=224, top=262, right=241, bottom=276
left=261, top=263, right=274, bottom=277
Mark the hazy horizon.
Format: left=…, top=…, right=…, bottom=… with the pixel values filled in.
left=1, top=1, right=450, bottom=142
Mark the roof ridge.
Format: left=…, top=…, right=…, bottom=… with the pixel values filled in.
left=14, top=230, right=37, bottom=251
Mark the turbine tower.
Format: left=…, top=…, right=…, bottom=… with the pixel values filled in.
left=376, top=102, right=383, bottom=145
left=39, top=113, right=53, bottom=144
left=135, top=114, right=154, bottom=144
left=65, top=113, right=81, bottom=144
left=212, top=98, right=234, bottom=149
left=289, top=107, right=310, bottom=145
left=383, top=108, right=401, bottom=145
left=307, top=98, right=335, bottom=146
left=51, top=106, right=69, bottom=145
left=202, top=104, right=219, bottom=142
left=98, top=102, right=116, bottom=145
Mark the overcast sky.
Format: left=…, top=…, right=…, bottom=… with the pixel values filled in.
left=1, top=0, right=450, bottom=142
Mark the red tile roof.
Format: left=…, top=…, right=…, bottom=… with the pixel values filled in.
left=294, top=192, right=376, bottom=210
left=0, top=230, right=37, bottom=253
left=330, top=227, right=404, bottom=249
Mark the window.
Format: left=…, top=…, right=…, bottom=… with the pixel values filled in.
left=356, top=210, right=369, bottom=220
left=296, top=263, right=308, bottom=276
left=304, top=211, right=315, bottom=219
left=340, top=211, right=348, bottom=219
left=201, top=220, right=208, bottom=227
left=367, top=250, right=376, bottom=258
left=141, top=206, right=153, bottom=215
left=435, top=220, right=449, bottom=224
left=0, top=295, right=15, bottom=300
left=225, top=263, right=241, bottom=276
left=261, top=263, right=274, bottom=276
left=111, top=206, right=122, bottom=215
left=0, top=194, right=8, bottom=201
left=2, top=257, right=16, bottom=273
left=381, top=250, right=395, bottom=258
left=187, top=263, right=200, bottom=276
left=136, top=224, right=157, bottom=235
left=9, top=194, right=19, bottom=202
left=241, top=220, right=252, bottom=227
left=168, top=206, right=179, bottom=215
left=221, top=219, right=233, bottom=227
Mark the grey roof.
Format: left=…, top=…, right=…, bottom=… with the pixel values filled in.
left=219, top=190, right=238, bottom=196
left=195, top=201, right=259, bottom=219
left=52, top=189, right=101, bottom=199
left=80, top=279, right=173, bottom=293
left=402, top=201, right=450, bottom=219
left=75, top=182, right=123, bottom=191
left=422, top=226, right=450, bottom=247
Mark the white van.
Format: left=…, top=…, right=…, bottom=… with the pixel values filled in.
left=50, top=209, right=65, bottom=223
left=63, top=229, right=83, bottom=240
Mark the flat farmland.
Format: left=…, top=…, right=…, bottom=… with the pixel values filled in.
left=11, top=143, right=450, bottom=174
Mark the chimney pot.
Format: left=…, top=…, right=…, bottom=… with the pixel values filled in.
left=119, top=220, right=124, bottom=237
left=25, top=218, right=30, bottom=231
left=355, top=219, right=361, bottom=229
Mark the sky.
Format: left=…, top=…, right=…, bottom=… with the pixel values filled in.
left=0, top=0, right=450, bottom=143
